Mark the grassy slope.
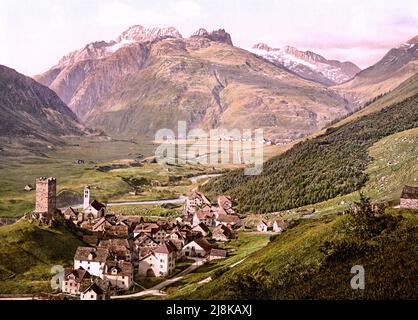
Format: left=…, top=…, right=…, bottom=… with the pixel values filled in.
left=154, top=232, right=271, bottom=299
left=203, top=93, right=418, bottom=213
left=181, top=208, right=418, bottom=300
left=305, top=127, right=418, bottom=217
left=0, top=219, right=84, bottom=294
left=177, top=127, right=418, bottom=299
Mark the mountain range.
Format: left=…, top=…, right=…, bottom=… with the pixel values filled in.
left=335, top=35, right=418, bottom=106
left=34, top=25, right=354, bottom=141
left=0, top=24, right=413, bottom=143
left=250, top=43, right=361, bottom=85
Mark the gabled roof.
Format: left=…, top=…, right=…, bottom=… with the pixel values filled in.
left=187, top=191, right=211, bottom=205
left=401, top=185, right=418, bottom=200
left=64, top=207, right=78, bottom=218
left=99, top=238, right=130, bottom=249
left=274, top=220, right=288, bottom=229
left=196, top=211, right=215, bottom=220
left=80, top=277, right=110, bottom=295
left=92, top=217, right=109, bottom=230
left=216, top=214, right=241, bottom=224
left=74, top=247, right=109, bottom=263
left=210, top=248, right=227, bottom=257
left=193, top=222, right=210, bottom=233
left=64, top=268, right=91, bottom=283
left=258, top=220, right=268, bottom=226
left=154, top=240, right=177, bottom=254
left=90, top=200, right=106, bottom=211
left=213, top=224, right=233, bottom=237
left=104, top=261, right=133, bottom=277
left=192, top=238, right=213, bottom=252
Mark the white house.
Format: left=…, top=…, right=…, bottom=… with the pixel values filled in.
left=74, top=247, right=109, bottom=278
left=79, top=279, right=110, bottom=300
left=138, top=241, right=177, bottom=277
left=257, top=221, right=269, bottom=232
left=84, top=200, right=107, bottom=220
left=103, top=261, right=133, bottom=291
left=182, top=238, right=212, bottom=257
left=185, top=191, right=211, bottom=214
left=192, top=210, right=216, bottom=227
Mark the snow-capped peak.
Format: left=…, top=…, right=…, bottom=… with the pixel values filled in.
left=116, top=25, right=183, bottom=43
left=250, top=43, right=360, bottom=85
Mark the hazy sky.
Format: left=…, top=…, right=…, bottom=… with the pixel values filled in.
left=1, top=0, right=418, bottom=76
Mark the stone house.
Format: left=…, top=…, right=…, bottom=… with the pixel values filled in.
left=217, top=195, right=235, bottom=215
left=63, top=207, right=78, bottom=222
left=192, top=210, right=216, bottom=227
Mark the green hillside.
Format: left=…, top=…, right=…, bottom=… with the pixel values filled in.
left=202, top=93, right=418, bottom=213
left=175, top=126, right=418, bottom=300
left=176, top=206, right=418, bottom=300
left=0, top=219, right=83, bottom=294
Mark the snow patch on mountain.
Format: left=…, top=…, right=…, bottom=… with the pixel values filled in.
left=250, top=43, right=360, bottom=85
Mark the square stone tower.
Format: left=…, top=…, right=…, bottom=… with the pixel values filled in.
left=35, top=177, right=57, bottom=215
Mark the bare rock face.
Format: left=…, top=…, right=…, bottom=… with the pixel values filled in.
left=191, top=28, right=233, bottom=46
left=0, top=64, right=83, bottom=140
left=251, top=43, right=361, bottom=85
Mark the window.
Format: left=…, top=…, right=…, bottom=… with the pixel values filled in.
left=91, top=295, right=94, bottom=299
left=65, top=282, right=68, bottom=285
left=122, top=281, right=125, bottom=285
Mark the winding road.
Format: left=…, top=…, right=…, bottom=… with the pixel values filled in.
left=59, top=173, right=223, bottom=211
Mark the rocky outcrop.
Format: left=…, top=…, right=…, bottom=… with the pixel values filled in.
left=191, top=28, right=233, bottom=46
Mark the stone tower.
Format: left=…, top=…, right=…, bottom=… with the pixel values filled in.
left=35, top=177, right=57, bottom=215
left=83, top=186, right=91, bottom=210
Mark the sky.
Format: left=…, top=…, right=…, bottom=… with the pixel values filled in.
left=1, top=0, right=418, bottom=76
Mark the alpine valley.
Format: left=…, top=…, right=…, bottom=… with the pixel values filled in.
left=0, top=18, right=418, bottom=302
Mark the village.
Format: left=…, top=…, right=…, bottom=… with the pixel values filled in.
left=28, top=176, right=290, bottom=300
